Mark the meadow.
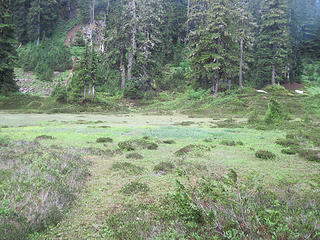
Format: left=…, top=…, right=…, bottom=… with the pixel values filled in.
left=1, top=96, right=319, bottom=239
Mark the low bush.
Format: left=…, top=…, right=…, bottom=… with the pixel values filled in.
left=299, top=149, right=320, bottom=163
left=96, top=137, right=113, bottom=143
left=118, top=138, right=158, bottom=151
left=255, top=150, right=276, bottom=160
left=153, top=161, right=175, bottom=174
left=265, top=99, right=290, bottom=125
left=126, top=153, right=144, bottom=160
left=111, top=162, right=144, bottom=175
left=35, top=135, right=55, bottom=140
left=275, top=138, right=299, bottom=147
left=281, top=148, right=297, bottom=155
left=104, top=171, right=320, bottom=239
left=175, top=144, right=212, bottom=157
left=0, top=140, right=90, bottom=240
left=163, top=139, right=176, bottom=144
left=120, top=181, right=150, bottom=195
left=220, top=140, right=244, bottom=146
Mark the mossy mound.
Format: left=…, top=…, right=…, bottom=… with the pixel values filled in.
left=281, top=148, right=297, bottom=155
left=203, top=138, right=214, bottom=143
left=173, top=121, right=195, bottom=126
left=35, top=135, right=55, bottom=140
left=255, top=150, right=276, bottom=160
left=120, top=181, right=150, bottom=195
left=96, top=137, right=113, bottom=143
left=163, top=139, right=176, bottom=144
left=175, top=144, right=212, bottom=157
left=299, top=149, right=320, bottom=163
left=153, top=161, right=175, bottom=174
left=118, top=138, right=158, bottom=151
left=275, top=138, right=299, bottom=147
left=220, top=140, right=244, bottom=146
left=126, top=153, right=144, bottom=160
left=111, top=162, right=144, bottom=175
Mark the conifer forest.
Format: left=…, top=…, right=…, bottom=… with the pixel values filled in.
left=1, top=0, right=320, bottom=239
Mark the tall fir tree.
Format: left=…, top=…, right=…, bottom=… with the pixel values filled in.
left=188, top=0, right=238, bottom=93
left=254, top=0, right=290, bottom=86
left=0, top=0, right=18, bottom=93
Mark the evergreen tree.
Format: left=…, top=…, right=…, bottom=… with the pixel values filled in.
left=0, top=0, right=18, bottom=93
left=188, top=0, right=238, bottom=93
left=254, top=0, right=290, bottom=86
left=11, top=0, right=31, bottom=43
left=27, top=0, right=58, bottom=43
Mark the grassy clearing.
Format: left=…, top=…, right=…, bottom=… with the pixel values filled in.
left=0, top=93, right=319, bottom=239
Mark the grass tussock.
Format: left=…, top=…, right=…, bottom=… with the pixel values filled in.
left=35, top=135, right=55, bottom=140
left=118, top=138, right=158, bottom=151
left=175, top=144, right=213, bottom=157
left=111, top=162, right=144, bottom=175
left=96, top=137, right=113, bottom=143
left=153, top=161, right=175, bottom=174
left=163, top=139, right=176, bottom=144
left=220, top=139, right=244, bottom=146
left=120, top=181, right=150, bottom=195
left=255, top=150, right=276, bottom=160
left=126, top=153, right=144, bottom=160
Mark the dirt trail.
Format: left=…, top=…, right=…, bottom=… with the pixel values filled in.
left=65, top=24, right=83, bottom=46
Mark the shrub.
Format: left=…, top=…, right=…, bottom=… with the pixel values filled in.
left=118, top=139, right=158, bottom=151
left=265, top=99, right=289, bottom=125
left=104, top=171, right=320, bottom=239
left=123, top=79, right=145, bottom=99
left=281, top=148, right=297, bottom=155
left=175, top=144, right=212, bottom=157
left=163, top=139, right=176, bottom=144
left=299, top=149, right=320, bottom=163
left=255, top=150, right=276, bottom=160
left=275, top=138, right=299, bottom=147
left=126, top=153, right=144, bottom=160
left=120, top=181, right=150, bottom=195
left=51, top=83, right=68, bottom=103
left=220, top=140, right=244, bottom=146
left=111, top=162, right=144, bottom=175
left=248, top=109, right=259, bottom=124
left=153, top=161, right=175, bottom=174
left=96, top=137, right=113, bottom=143
left=35, top=135, right=55, bottom=140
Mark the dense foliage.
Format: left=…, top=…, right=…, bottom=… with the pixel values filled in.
left=1, top=0, right=320, bottom=97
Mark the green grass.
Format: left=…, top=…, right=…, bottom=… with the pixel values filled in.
left=0, top=91, right=319, bottom=239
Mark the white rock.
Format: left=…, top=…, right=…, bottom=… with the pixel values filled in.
left=295, top=90, right=304, bottom=94
left=256, top=90, right=268, bottom=94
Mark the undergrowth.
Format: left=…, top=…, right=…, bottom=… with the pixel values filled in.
left=0, top=140, right=90, bottom=240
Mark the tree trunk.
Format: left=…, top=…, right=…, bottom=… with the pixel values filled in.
left=239, top=38, right=244, bottom=88
left=120, top=49, right=126, bottom=90
left=212, top=74, right=219, bottom=95
left=91, top=83, right=95, bottom=97
left=84, top=85, right=86, bottom=98
left=127, top=0, right=137, bottom=81
left=89, top=0, right=95, bottom=46
left=215, top=79, right=219, bottom=94
left=228, top=79, right=231, bottom=90
left=37, top=0, right=40, bottom=46
left=271, top=65, right=276, bottom=85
